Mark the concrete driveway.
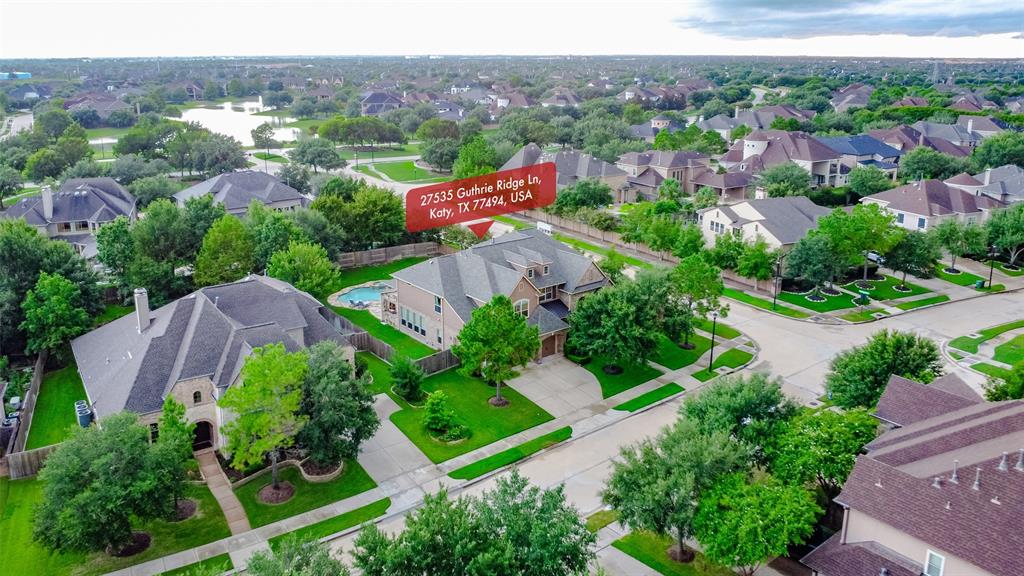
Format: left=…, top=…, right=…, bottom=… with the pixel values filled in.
left=507, top=356, right=603, bottom=418
left=357, top=394, right=432, bottom=483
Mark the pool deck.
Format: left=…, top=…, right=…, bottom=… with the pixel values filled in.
left=326, top=280, right=394, bottom=319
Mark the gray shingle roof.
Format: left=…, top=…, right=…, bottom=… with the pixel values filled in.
left=174, top=171, right=307, bottom=213
left=801, top=532, right=921, bottom=576
left=699, top=197, right=830, bottom=245
left=501, top=144, right=625, bottom=189
left=864, top=179, right=1004, bottom=217
left=873, top=374, right=982, bottom=427
left=2, top=178, right=135, bottom=226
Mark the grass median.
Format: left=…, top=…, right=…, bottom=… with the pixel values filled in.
left=722, top=287, right=810, bottom=319
left=448, top=426, right=572, bottom=480
left=235, top=461, right=377, bottom=528
left=267, top=498, right=391, bottom=552
left=612, top=383, right=684, bottom=412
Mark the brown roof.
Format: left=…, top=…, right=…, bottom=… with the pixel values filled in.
left=944, top=172, right=985, bottom=186
left=867, top=125, right=972, bottom=158
left=833, top=399, right=1024, bottom=576
left=801, top=532, right=920, bottom=576
left=617, top=150, right=708, bottom=169
left=863, top=179, right=1004, bottom=217
left=874, top=374, right=983, bottom=427
left=723, top=130, right=839, bottom=172
left=692, top=167, right=753, bottom=190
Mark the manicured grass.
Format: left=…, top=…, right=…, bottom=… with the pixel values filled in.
left=337, top=143, right=421, bottom=160
left=691, top=348, right=755, bottom=382
left=776, top=288, right=860, bottom=312
left=896, top=294, right=951, bottom=310
left=93, top=303, right=132, bottom=327
left=334, top=257, right=428, bottom=290
left=26, top=364, right=88, bottom=450
left=267, top=498, right=391, bottom=552
left=613, top=383, right=684, bottom=412
left=612, top=531, right=734, bottom=576
left=950, top=350, right=965, bottom=360
left=585, top=509, right=619, bottom=533
left=160, top=553, right=233, bottom=576
left=5, top=186, right=41, bottom=203
left=448, top=426, right=572, bottom=480
left=390, top=369, right=554, bottom=463
left=358, top=351, right=397, bottom=397
left=373, top=160, right=448, bottom=183
left=235, top=460, right=377, bottom=528
left=286, top=118, right=321, bottom=132
left=652, top=334, right=711, bottom=370
left=972, top=363, right=1011, bottom=380
left=722, top=287, right=810, bottom=318
left=552, top=233, right=652, bottom=269
left=254, top=151, right=289, bottom=163
left=994, top=334, right=1024, bottom=365
left=329, top=306, right=435, bottom=359
left=840, top=308, right=888, bottom=323
left=353, top=165, right=385, bottom=179
left=583, top=356, right=664, bottom=398
left=934, top=264, right=985, bottom=287
left=693, top=317, right=741, bottom=340
left=84, top=126, right=131, bottom=140
left=948, top=319, right=1024, bottom=353
left=492, top=214, right=532, bottom=230
left=996, top=262, right=1024, bottom=276
left=845, top=275, right=930, bottom=301
left=982, top=284, right=1006, bottom=293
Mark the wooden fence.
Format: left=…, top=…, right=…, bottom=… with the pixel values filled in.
left=324, top=308, right=458, bottom=376
left=8, top=444, right=57, bottom=479
left=521, top=209, right=680, bottom=263
left=335, top=242, right=453, bottom=269
left=8, top=351, right=48, bottom=456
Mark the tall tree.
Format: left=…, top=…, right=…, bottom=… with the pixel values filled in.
left=786, top=234, right=844, bottom=297
left=818, top=203, right=901, bottom=286
left=248, top=537, right=351, bottom=576
left=986, top=203, right=1024, bottom=267
left=0, top=165, right=23, bottom=209
left=759, top=162, right=811, bottom=197
left=219, top=343, right=308, bottom=488
left=603, top=417, right=749, bottom=561
left=736, top=236, right=777, bottom=290
left=672, top=254, right=726, bottom=347
left=847, top=165, right=894, bottom=197
left=20, top=272, right=90, bottom=355
left=971, top=131, right=1024, bottom=170
left=883, top=230, right=940, bottom=289
left=900, top=147, right=968, bottom=180
left=453, top=295, right=540, bottom=406
left=96, top=216, right=136, bottom=279
left=194, top=215, right=255, bottom=287
left=289, top=138, right=344, bottom=173
left=826, top=329, right=943, bottom=408
left=155, top=396, right=195, bottom=510
left=597, top=248, right=627, bottom=283
left=567, top=282, right=659, bottom=369
left=933, top=219, right=988, bottom=273
left=267, top=241, right=339, bottom=296
left=671, top=223, right=705, bottom=259
left=452, top=134, right=497, bottom=179
left=694, top=474, right=820, bottom=576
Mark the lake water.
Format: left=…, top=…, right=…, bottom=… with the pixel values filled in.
left=177, top=98, right=298, bottom=146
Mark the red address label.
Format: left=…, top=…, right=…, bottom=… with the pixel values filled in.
left=406, top=163, right=556, bottom=232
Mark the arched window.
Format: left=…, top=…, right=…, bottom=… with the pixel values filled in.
left=513, top=299, right=529, bottom=318
left=193, top=391, right=202, bottom=405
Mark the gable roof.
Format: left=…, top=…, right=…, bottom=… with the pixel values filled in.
left=863, top=179, right=1004, bottom=217
left=874, top=374, right=983, bottom=427
left=721, top=130, right=840, bottom=171
left=502, top=144, right=625, bottom=189
left=697, top=196, right=830, bottom=245
left=2, top=177, right=135, bottom=226
left=956, top=114, right=1007, bottom=133
left=616, top=150, right=708, bottom=170
left=815, top=134, right=903, bottom=159
left=71, top=275, right=349, bottom=418
left=867, top=125, right=972, bottom=158
left=974, top=164, right=1024, bottom=203
left=173, top=170, right=307, bottom=213
left=911, top=120, right=980, bottom=146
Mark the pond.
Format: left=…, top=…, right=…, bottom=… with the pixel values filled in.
left=177, top=98, right=299, bottom=146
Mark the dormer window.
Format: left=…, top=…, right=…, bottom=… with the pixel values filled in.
left=543, top=265, right=549, bottom=275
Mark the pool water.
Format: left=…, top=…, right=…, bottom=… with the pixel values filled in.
left=339, top=285, right=387, bottom=303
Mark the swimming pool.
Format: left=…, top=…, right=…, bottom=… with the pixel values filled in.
left=337, top=282, right=390, bottom=303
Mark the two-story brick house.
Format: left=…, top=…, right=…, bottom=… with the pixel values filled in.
left=382, top=229, right=608, bottom=358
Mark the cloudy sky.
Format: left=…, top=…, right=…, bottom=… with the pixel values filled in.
left=1, top=0, right=1021, bottom=59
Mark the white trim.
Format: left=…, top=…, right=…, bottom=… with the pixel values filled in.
left=924, top=550, right=945, bottom=576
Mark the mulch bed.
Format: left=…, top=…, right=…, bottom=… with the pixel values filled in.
left=488, top=396, right=510, bottom=407
left=112, top=532, right=151, bottom=557
left=301, top=460, right=341, bottom=476
left=258, top=481, right=295, bottom=504
left=667, top=543, right=696, bottom=563
left=602, top=365, right=624, bottom=375
left=171, top=498, right=198, bottom=522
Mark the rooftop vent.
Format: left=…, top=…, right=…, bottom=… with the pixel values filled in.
left=998, top=451, right=1009, bottom=472
left=972, top=468, right=982, bottom=491
left=949, top=460, right=959, bottom=484
left=1016, top=448, right=1024, bottom=472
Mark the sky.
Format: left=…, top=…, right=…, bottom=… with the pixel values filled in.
left=1, top=0, right=1021, bottom=59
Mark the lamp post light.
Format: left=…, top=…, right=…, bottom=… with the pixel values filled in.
left=988, top=244, right=998, bottom=289
left=772, top=256, right=783, bottom=311
left=707, top=311, right=719, bottom=375
left=354, top=152, right=359, bottom=168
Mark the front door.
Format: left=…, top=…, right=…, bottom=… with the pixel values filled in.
left=192, top=421, right=213, bottom=450
left=541, top=335, right=557, bottom=357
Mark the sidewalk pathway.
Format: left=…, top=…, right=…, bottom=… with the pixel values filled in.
left=195, top=449, right=251, bottom=535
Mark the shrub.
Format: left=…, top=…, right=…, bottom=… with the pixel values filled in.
left=389, top=355, right=425, bottom=401
left=423, top=391, right=467, bottom=440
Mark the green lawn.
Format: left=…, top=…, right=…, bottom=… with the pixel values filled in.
left=93, top=304, right=132, bottom=327
left=352, top=164, right=386, bottom=179
left=691, top=348, right=755, bottom=382
left=972, top=363, right=1011, bottom=380
left=776, top=288, right=860, bottom=313
left=337, top=143, right=421, bottom=160
left=948, top=320, right=1024, bottom=353
left=896, top=294, right=950, bottom=310
left=839, top=308, right=888, bottom=323
left=934, top=264, right=985, bottom=287
left=994, top=335, right=1024, bottom=365
left=254, top=151, right=289, bottom=163
left=448, top=426, right=572, bottom=480
left=390, top=370, right=554, bottom=463
left=329, top=306, right=435, bottom=359
left=358, top=351, right=398, bottom=397
left=5, top=186, right=41, bottom=203
left=373, top=160, right=448, bottom=183
left=285, top=118, right=321, bottom=132
left=693, top=318, right=741, bottom=340
left=552, top=233, right=652, bottom=269
left=722, top=287, right=810, bottom=318
left=582, top=356, right=664, bottom=398
left=26, top=364, right=88, bottom=450
left=267, top=498, right=391, bottom=552
left=84, top=126, right=131, bottom=140
left=612, top=531, right=734, bottom=576
left=0, top=478, right=231, bottom=576
left=613, top=384, right=684, bottom=412
left=333, top=257, right=428, bottom=290
left=585, top=509, right=619, bottom=533
left=997, top=262, right=1024, bottom=276
left=234, top=460, right=377, bottom=528
left=160, top=553, right=233, bottom=576
left=652, top=334, right=711, bottom=370
left=845, top=275, right=930, bottom=301
left=491, top=214, right=532, bottom=230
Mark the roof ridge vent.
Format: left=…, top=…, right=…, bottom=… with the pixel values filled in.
left=998, top=451, right=1009, bottom=472
left=949, top=459, right=959, bottom=484
left=972, top=467, right=982, bottom=491
left=1015, top=448, right=1024, bottom=472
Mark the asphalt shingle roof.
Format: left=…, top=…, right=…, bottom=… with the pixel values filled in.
left=174, top=170, right=307, bottom=213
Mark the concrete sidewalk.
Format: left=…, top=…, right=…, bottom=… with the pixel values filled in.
left=195, top=449, right=250, bottom=536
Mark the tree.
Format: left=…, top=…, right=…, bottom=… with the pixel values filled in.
left=34, top=412, right=178, bottom=553
left=551, top=179, right=613, bottom=215
left=416, top=118, right=460, bottom=142
left=155, top=396, right=195, bottom=510
left=420, top=137, right=460, bottom=171
left=658, top=178, right=682, bottom=202
left=770, top=408, right=878, bottom=498
left=96, top=216, right=136, bottom=278
left=597, top=248, right=627, bottom=282
left=933, top=219, right=987, bottom=273
left=278, top=162, right=312, bottom=194
left=693, top=186, right=718, bottom=209
left=389, top=355, right=425, bottom=401
left=267, top=242, right=339, bottom=296
left=673, top=254, right=726, bottom=347
left=452, top=135, right=497, bottom=179
left=730, top=124, right=753, bottom=140
left=354, top=471, right=594, bottom=576
left=0, top=164, right=23, bottom=209
left=20, top=272, right=90, bottom=354
left=643, top=216, right=681, bottom=258
left=35, top=109, right=73, bottom=139
left=671, top=223, right=705, bottom=259
left=194, top=216, right=255, bottom=287
left=759, top=162, right=811, bottom=197
left=250, top=122, right=278, bottom=155
left=900, top=146, right=968, bottom=180
left=219, top=343, right=308, bottom=488
left=986, top=203, right=1024, bottom=267
left=192, top=133, right=247, bottom=176
left=248, top=537, right=350, bottom=576
left=453, top=295, right=539, bottom=406
left=298, top=341, right=379, bottom=467
left=785, top=234, right=843, bottom=297
left=825, top=329, right=943, bottom=408
left=984, top=360, right=1024, bottom=401
left=971, top=131, right=1024, bottom=170
left=693, top=474, right=820, bottom=576
left=24, top=148, right=64, bottom=180
left=848, top=165, right=893, bottom=197
left=735, top=237, right=776, bottom=290
left=567, top=282, right=660, bottom=368
left=681, top=373, right=797, bottom=465
left=884, top=230, right=940, bottom=289
left=247, top=201, right=310, bottom=270
left=290, top=138, right=344, bottom=173
left=330, top=186, right=406, bottom=251
left=705, top=231, right=745, bottom=270
left=129, top=175, right=179, bottom=208
left=603, top=417, right=749, bottom=561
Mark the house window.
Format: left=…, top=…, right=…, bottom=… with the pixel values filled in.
left=514, top=299, right=529, bottom=317
left=434, top=296, right=441, bottom=313
left=77, top=221, right=89, bottom=231
left=527, top=268, right=534, bottom=278
left=60, top=222, right=72, bottom=232
left=924, top=551, right=944, bottom=576
left=917, top=217, right=926, bottom=229
left=540, top=285, right=556, bottom=302
left=401, top=307, right=425, bottom=335
left=896, top=213, right=904, bottom=224
left=193, top=391, right=202, bottom=404
left=149, top=423, right=159, bottom=442
left=436, top=328, right=442, bottom=344
left=543, top=265, right=549, bottom=275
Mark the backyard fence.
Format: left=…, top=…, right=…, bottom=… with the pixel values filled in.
left=7, top=351, right=47, bottom=456
left=520, top=209, right=679, bottom=263
left=335, top=242, right=453, bottom=269
left=7, top=444, right=57, bottom=479
left=324, top=309, right=458, bottom=376
left=415, top=349, right=459, bottom=375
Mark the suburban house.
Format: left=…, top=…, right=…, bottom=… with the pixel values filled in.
left=892, top=96, right=930, bottom=107
left=949, top=92, right=997, bottom=112
left=64, top=92, right=132, bottom=120
left=698, top=104, right=816, bottom=140
left=616, top=150, right=711, bottom=198
left=816, top=134, right=903, bottom=178
left=174, top=170, right=309, bottom=216
left=696, top=196, right=831, bottom=250
left=956, top=115, right=1007, bottom=140
left=830, top=83, right=874, bottom=112
left=720, top=130, right=844, bottom=188
left=360, top=91, right=403, bottom=116
left=911, top=120, right=981, bottom=149
left=502, top=143, right=629, bottom=200
left=71, top=275, right=353, bottom=450
left=629, top=114, right=684, bottom=143
left=801, top=374, right=1022, bottom=576
left=957, top=164, right=1024, bottom=204
left=307, top=85, right=334, bottom=102
left=861, top=179, right=1004, bottom=231
left=690, top=169, right=754, bottom=204
left=382, top=229, right=608, bottom=358
left=1, top=177, right=136, bottom=259
left=868, top=125, right=971, bottom=158
left=540, top=89, right=581, bottom=108
left=433, top=100, right=465, bottom=122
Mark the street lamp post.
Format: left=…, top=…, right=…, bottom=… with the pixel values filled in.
left=354, top=152, right=359, bottom=168
left=772, top=256, right=783, bottom=311
left=988, top=245, right=997, bottom=288
left=707, top=311, right=719, bottom=374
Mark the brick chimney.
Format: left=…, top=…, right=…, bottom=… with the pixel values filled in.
left=41, top=185, right=53, bottom=220
left=134, top=288, right=150, bottom=333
